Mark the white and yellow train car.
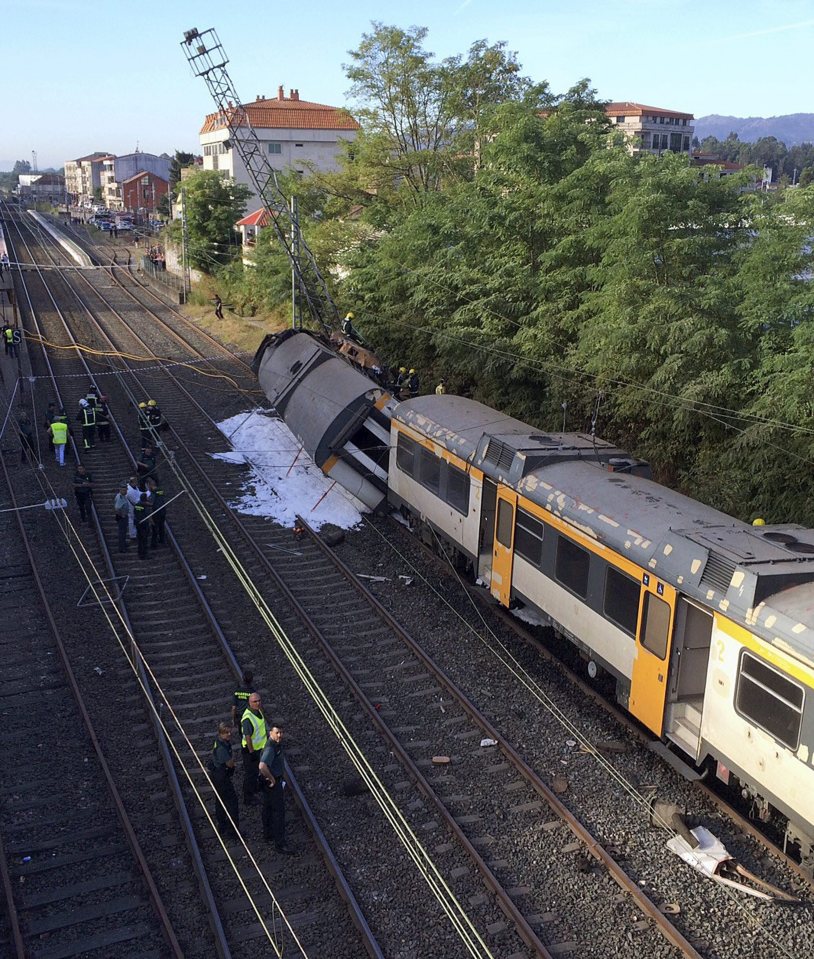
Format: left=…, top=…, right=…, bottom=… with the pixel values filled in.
left=390, top=395, right=814, bottom=871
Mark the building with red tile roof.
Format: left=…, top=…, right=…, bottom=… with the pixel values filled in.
left=605, top=102, right=695, bottom=155
left=199, top=86, right=360, bottom=214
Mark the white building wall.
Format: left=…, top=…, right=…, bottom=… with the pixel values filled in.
left=200, top=127, right=355, bottom=214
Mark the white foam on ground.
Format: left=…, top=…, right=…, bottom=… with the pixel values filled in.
left=212, top=410, right=365, bottom=530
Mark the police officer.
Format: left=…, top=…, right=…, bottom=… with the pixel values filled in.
left=134, top=492, right=151, bottom=559
left=137, top=445, right=158, bottom=489
left=209, top=722, right=240, bottom=840
left=240, top=693, right=267, bottom=805
left=258, top=723, right=292, bottom=853
left=77, top=399, right=96, bottom=450
left=3, top=323, right=15, bottom=357
left=231, top=670, right=255, bottom=730
left=73, top=465, right=94, bottom=522
left=407, top=369, right=420, bottom=398
left=145, top=477, right=166, bottom=546
left=395, top=367, right=407, bottom=390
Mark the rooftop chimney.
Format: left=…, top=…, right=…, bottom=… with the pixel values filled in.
left=290, top=88, right=299, bottom=101
left=278, top=84, right=285, bottom=100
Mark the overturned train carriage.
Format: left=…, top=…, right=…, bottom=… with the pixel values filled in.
left=253, top=330, right=396, bottom=511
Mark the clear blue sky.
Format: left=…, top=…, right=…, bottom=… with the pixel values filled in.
left=4, top=0, right=813, bottom=170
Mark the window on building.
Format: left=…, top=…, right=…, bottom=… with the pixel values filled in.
left=604, top=567, right=640, bottom=636
left=212, top=153, right=219, bottom=171
left=641, top=593, right=670, bottom=659
left=295, top=143, right=304, bottom=148
left=496, top=499, right=514, bottom=548
left=641, top=132, right=652, bottom=149
left=268, top=142, right=282, bottom=154
left=682, top=119, right=688, bottom=126
left=669, top=132, right=683, bottom=152
left=683, top=135, right=690, bottom=151
left=659, top=116, right=665, bottom=124
left=396, top=433, right=416, bottom=477
left=514, top=508, right=544, bottom=566
left=555, top=536, right=590, bottom=598
left=446, top=464, right=470, bottom=515
left=736, top=651, right=804, bottom=749
left=419, top=447, right=441, bottom=494
left=616, top=116, right=626, bottom=123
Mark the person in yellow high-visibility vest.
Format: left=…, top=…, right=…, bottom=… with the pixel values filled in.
left=240, top=692, right=267, bottom=805
left=48, top=416, right=69, bottom=467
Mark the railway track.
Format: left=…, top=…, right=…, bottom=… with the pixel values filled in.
left=9, top=208, right=813, bottom=957
left=5, top=205, right=381, bottom=958
left=0, top=414, right=183, bottom=958
left=10, top=217, right=707, bottom=957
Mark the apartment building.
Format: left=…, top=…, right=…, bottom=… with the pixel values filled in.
left=64, top=152, right=109, bottom=207
left=605, top=102, right=694, bottom=155
left=199, top=86, right=360, bottom=214
left=101, top=152, right=172, bottom=210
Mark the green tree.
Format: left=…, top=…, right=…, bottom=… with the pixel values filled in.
left=166, top=169, right=250, bottom=271
left=169, top=150, right=196, bottom=188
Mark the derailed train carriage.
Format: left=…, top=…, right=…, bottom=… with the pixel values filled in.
left=255, top=330, right=814, bottom=872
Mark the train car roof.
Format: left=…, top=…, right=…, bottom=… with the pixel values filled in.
left=395, top=395, right=814, bottom=666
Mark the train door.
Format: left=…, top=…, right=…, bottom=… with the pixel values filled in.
left=629, top=573, right=676, bottom=736
left=478, top=478, right=498, bottom=583
left=490, top=487, right=517, bottom=607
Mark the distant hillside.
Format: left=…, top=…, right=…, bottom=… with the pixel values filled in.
left=695, top=114, right=814, bottom=146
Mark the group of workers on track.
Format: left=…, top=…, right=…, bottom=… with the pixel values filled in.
left=207, top=670, right=293, bottom=854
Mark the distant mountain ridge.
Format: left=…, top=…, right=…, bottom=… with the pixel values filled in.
left=695, top=114, right=814, bottom=146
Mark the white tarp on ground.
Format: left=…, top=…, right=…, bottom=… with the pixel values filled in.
left=212, top=410, right=365, bottom=530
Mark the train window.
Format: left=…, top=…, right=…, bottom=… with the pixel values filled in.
left=604, top=567, right=640, bottom=637
left=446, top=464, right=470, bottom=515
left=396, top=433, right=415, bottom=477
left=736, top=651, right=804, bottom=749
left=555, top=536, right=589, bottom=598
left=419, top=447, right=441, bottom=494
left=641, top=593, right=670, bottom=659
left=515, top=508, right=544, bottom=566
left=496, top=499, right=514, bottom=548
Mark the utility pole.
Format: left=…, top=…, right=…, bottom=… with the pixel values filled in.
left=179, top=187, right=190, bottom=304
left=31, top=150, right=38, bottom=172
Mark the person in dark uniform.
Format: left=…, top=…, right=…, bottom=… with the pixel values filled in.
left=137, top=445, right=158, bottom=489
left=134, top=492, right=151, bottom=559
left=73, top=465, right=94, bottom=522
left=96, top=395, right=111, bottom=442
left=43, top=402, right=57, bottom=452
left=77, top=399, right=96, bottom=450
left=209, top=722, right=240, bottom=840
left=231, top=670, right=255, bottom=731
left=258, top=723, right=293, bottom=853
left=214, top=295, right=224, bottom=320
left=18, top=410, right=35, bottom=464
left=241, top=693, right=267, bottom=805
left=145, top=477, right=166, bottom=546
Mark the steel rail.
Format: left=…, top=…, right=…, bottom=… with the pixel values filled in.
left=0, top=411, right=185, bottom=959
left=4, top=208, right=233, bottom=958
left=295, top=516, right=707, bottom=959
left=11, top=214, right=528, bottom=957
left=9, top=203, right=385, bottom=959
left=489, top=596, right=814, bottom=889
